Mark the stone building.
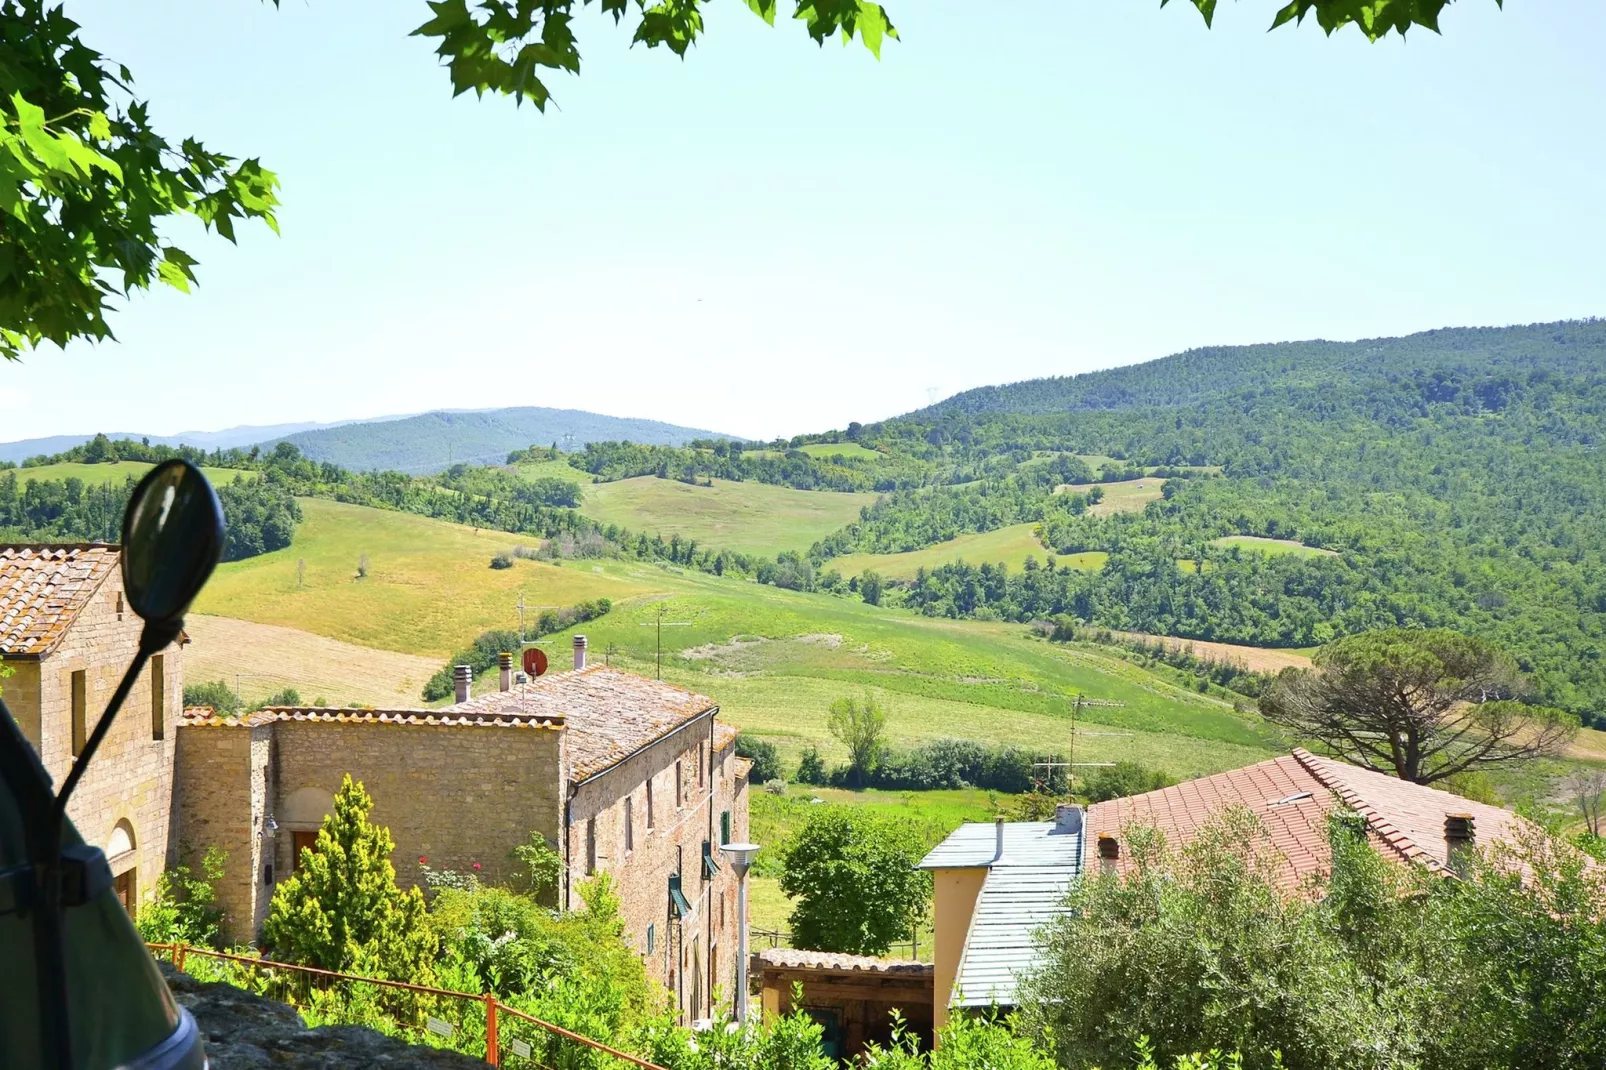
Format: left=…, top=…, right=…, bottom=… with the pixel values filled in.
left=174, top=637, right=752, bottom=1023
left=0, top=545, right=185, bottom=913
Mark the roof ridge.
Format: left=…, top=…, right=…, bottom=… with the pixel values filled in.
left=1291, top=748, right=1446, bottom=875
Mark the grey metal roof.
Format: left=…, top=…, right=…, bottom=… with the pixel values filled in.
left=917, top=821, right=1083, bottom=870
left=951, top=865, right=1078, bottom=1009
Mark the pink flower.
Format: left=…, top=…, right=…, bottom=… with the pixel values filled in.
left=472, top=862, right=482, bottom=871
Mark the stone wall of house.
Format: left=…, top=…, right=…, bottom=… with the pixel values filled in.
left=268, top=719, right=565, bottom=896
left=6, top=568, right=184, bottom=911
left=173, top=723, right=266, bottom=940
left=565, top=713, right=750, bottom=1022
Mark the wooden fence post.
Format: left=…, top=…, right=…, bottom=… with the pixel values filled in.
left=484, top=993, right=499, bottom=1066
left=174, top=943, right=187, bottom=973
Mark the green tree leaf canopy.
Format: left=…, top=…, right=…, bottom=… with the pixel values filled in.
left=262, top=774, right=434, bottom=980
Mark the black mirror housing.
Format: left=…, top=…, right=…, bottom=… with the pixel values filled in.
left=119, top=460, right=225, bottom=626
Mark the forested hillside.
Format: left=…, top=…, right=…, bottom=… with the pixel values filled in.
left=804, top=319, right=1606, bottom=718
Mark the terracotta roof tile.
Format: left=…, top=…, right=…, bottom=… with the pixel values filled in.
left=755, top=948, right=932, bottom=976
left=179, top=705, right=562, bottom=730
left=181, top=667, right=717, bottom=781
left=1086, top=750, right=1535, bottom=891
left=0, top=545, right=119, bottom=657
left=448, top=666, right=717, bottom=780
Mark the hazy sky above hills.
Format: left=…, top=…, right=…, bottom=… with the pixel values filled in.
left=7, top=1, right=1604, bottom=441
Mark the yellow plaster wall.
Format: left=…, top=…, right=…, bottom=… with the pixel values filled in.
left=931, top=866, right=987, bottom=1034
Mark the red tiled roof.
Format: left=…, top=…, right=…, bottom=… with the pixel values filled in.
left=0, top=545, right=119, bottom=657
left=179, top=705, right=562, bottom=730
left=181, top=667, right=718, bottom=781
left=713, top=721, right=738, bottom=753
left=1086, top=748, right=1534, bottom=890
left=755, top=948, right=933, bottom=976
left=447, top=666, right=717, bottom=780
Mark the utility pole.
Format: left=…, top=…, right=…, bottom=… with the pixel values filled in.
left=514, top=591, right=527, bottom=642
left=638, top=603, right=691, bottom=679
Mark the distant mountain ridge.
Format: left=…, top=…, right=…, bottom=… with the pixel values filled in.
left=0, top=418, right=380, bottom=464
left=914, top=320, right=1605, bottom=418
left=264, top=407, right=730, bottom=474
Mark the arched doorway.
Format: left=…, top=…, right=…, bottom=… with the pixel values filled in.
left=106, top=819, right=137, bottom=914
left=281, top=785, right=335, bottom=872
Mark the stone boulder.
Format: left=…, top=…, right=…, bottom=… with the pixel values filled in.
left=159, top=962, right=486, bottom=1069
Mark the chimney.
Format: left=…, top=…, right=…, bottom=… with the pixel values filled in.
left=499, top=651, right=513, bottom=692
left=1097, top=835, right=1120, bottom=875
left=1445, top=813, right=1475, bottom=875
left=573, top=634, right=588, bottom=671
left=992, top=817, right=1005, bottom=863
left=453, top=664, right=472, bottom=704
left=1054, top=803, right=1084, bottom=835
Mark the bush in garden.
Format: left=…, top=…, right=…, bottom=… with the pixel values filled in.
left=137, top=845, right=228, bottom=948
left=262, top=775, right=433, bottom=982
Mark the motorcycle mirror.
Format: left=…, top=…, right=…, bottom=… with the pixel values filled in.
left=119, top=459, right=225, bottom=625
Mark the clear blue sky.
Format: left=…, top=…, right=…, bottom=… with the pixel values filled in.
left=8, top=0, right=1604, bottom=442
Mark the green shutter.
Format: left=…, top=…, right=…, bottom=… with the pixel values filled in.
left=720, top=810, right=731, bottom=845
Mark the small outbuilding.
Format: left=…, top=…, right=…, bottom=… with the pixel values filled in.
left=755, top=948, right=935, bottom=1060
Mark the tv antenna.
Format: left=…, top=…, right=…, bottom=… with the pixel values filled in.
left=514, top=591, right=527, bottom=642
left=638, top=602, right=691, bottom=679
left=1031, top=694, right=1116, bottom=793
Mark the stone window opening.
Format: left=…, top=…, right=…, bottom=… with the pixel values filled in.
left=114, top=590, right=123, bottom=620
left=675, top=761, right=683, bottom=810
left=586, top=816, right=598, bottom=875
left=698, top=743, right=705, bottom=788
left=647, top=923, right=655, bottom=954
left=70, top=669, right=87, bottom=756
left=624, top=795, right=634, bottom=855
left=150, top=654, right=165, bottom=741
left=647, top=778, right=656, bottom=829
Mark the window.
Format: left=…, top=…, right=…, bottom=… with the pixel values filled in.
left=720, top=810, right=731, bottom=846
left=150, top=654, right=165, bottom=741
left=586, top=817, right=598, bottom=875
left=647, top=923, right=655, bottom=954
left=70, top=670, right=87, bottom=756
left=624, top=795, right=634, bottom=854
left=114, top=590, right=123, bottom=620
left=698, top=743, right=705, bottom=787
left=646, top=779, right=656, bottom=828
left=675, top=761, right=683, bottom=809
left=702, top=840, right=719, bottom=881
left=668, top=873, right=691, bottom=918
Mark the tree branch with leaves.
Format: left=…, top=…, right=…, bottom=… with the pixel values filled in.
left=1259, top=628, right=1576, bottom=784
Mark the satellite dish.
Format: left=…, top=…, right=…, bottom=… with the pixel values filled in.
left=522, top=647, right=549, bottom=677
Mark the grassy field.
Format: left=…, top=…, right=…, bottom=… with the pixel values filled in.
left=827, top=524, right=1106, bottom=580
left=576, top=476, right=877, bottom=556
left=1056, top=477, right=1167, bottom=517
left=194, top=498, right=656, bottom=658
left=511, top=459, right=596, bottom=484
left=793, top=441, right=883, bottom=462
left=185, top=615, right=441, bottom=708
left=745, top=786, right=998, bottom=948
left=11, top=460, right=255, bottom=487
left=1211, top=535, right=1338, bottom=559
left=194, top=499, right=1283, bottom=781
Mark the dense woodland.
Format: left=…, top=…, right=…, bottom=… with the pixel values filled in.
left=803, top=321, right=1606, bottom=719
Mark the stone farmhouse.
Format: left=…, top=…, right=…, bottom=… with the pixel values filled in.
left=0, top=545, right=752, bottom=1024
left=0, top=546, right=185, bottom=913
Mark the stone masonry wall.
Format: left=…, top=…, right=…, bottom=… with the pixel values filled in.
left=6, top=569, right=183, bottom=910
left=173, top=724, right=261, bottom=940
left=566, top=713, right=749, bottom=1022
left=269, top=720, right=565, bottom=897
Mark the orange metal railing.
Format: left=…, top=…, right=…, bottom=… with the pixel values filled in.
left=148, top=943, right=665, bottom=1069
